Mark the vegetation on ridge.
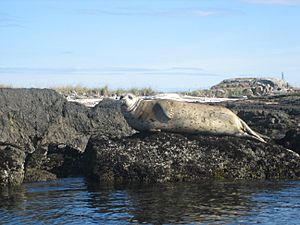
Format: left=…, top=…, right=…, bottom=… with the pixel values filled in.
left=1, top=77, right=299, bottom=98
left=52, top=85, right=157, bottom=97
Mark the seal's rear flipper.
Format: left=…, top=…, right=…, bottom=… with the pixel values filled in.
left=241, top=132, right=267, bottom=143
left=240, top=120, right=267, bottom=143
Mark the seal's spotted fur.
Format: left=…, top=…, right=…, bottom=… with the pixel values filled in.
left=120, top=94, right=266, bottom=143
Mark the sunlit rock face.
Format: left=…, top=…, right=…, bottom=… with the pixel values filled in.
left=0, top=88, right=133, bottom=186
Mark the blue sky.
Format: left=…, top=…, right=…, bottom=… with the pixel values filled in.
left=0, top=0, right=300, bottom=91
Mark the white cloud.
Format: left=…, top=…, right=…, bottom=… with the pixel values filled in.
left=0, top=67, right=222, bottom=90
left=246, top=0, right=300, bottom=5
left=0, top=66, right=219, bottom=77
left=76, top=8, right=223, bottom=17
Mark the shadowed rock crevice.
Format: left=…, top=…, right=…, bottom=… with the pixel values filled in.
left=276, top=129, right=300, bottom=154
left=24, top=144, right=84, bottom=182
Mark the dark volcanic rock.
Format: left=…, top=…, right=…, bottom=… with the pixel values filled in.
left=25, top=145, right=84, bottom=178
left=24, top=169, right=57, bottom=183
left=90, top=98, right=134, bottom=138
left=223, top=95, right=300, bottom=139
left=0, top=88, right=133, bottom=185
left=277, top=129, right=300, bottom=154
left=0, top=88, right=132, bottom=152
left=1, top=88, right=300, bottom=186
left=84, top=132, right=300, bottom=183
left=0, top=145, right=25, bottom=186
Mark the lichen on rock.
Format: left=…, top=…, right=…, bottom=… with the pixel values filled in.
left=0, top=145, right=25, bottom=186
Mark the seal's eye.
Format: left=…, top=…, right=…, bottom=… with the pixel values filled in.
left=128, top=95, right=133, bottom=100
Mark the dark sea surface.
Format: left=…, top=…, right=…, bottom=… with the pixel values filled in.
left=1, top=177, right=300, bottom=224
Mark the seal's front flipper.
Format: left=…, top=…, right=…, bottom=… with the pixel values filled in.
left=153, top=102, right=172, bottom=123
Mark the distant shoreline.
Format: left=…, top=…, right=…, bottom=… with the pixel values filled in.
left=1, top=77, right=299, bottom=101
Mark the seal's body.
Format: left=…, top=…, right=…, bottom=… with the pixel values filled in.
left=120, top=94, right=266, bottom=143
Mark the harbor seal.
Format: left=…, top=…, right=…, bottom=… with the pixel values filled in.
left=120, top=94, right=266, bottom=143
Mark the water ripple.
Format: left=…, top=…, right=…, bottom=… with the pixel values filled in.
left=1, top=178, right=300, bottom=224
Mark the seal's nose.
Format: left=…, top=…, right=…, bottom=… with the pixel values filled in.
left=119, top=95, right=124, bottom=100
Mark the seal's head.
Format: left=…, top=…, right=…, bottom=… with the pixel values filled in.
left=120, top=93, right=139, bottom=111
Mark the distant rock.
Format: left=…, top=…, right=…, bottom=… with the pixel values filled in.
left=211, top=77, right=295, bottom=97
left=84, top=132, right=300, bottom=183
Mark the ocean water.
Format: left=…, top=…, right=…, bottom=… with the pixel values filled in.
left=1, top=178, right=300, bottom=224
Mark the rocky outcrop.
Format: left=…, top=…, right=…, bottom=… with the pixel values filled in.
left=1, top=88, right=300, bottom=186
left=84, top=133, right=300, bottom=183
left=0, top=88, right=133, bottom=186
left=223, top=95, right=300, bottom=139
left=211, top=78, right=295, bottom=97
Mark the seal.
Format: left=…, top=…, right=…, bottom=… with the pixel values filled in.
left=120, top=93, right=266, bottom=143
